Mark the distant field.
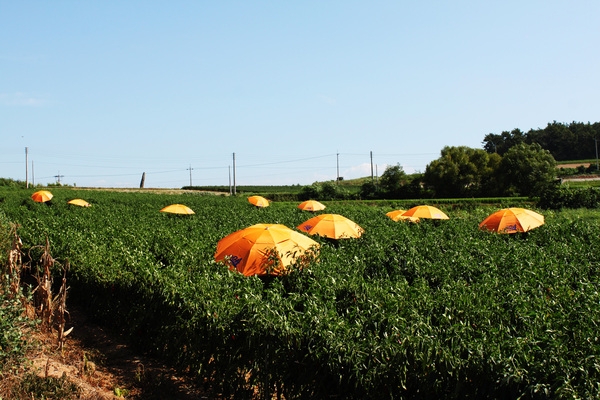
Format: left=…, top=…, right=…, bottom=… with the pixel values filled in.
left=186, top=185, right=305, bottom=194
left=563, top=179, right=600, bottom=187
left=557, top=159, right=598, bottom=169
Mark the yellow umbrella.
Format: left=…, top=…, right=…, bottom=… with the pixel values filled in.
left=248, top=195, right=269, bottom=208
left=67, top=198, right=91, bottom=207
left=386, top=209, right=419, bottom=223
left=31, top=190, right=53, bottom=203
left=298, top=200, right=326, bottom=212
left=214, top=223, right=319, bottom=276
left=160, top=204, right=195, bottom=215
left=297, top=213, right=364, bottom=239
left=479, top=207, right=544, bottom=234
left=402, top=205, right=449, bottom=220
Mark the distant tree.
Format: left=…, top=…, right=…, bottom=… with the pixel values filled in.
left=298, top=184, right=320, bottom=201
left=321, top=182, right=351, bottom=200
left=379, top=164, right=407, bottom=197
left=424, top=146, right=500, bottom=198
left=359, top=180, right=380, bottom=199
left=527, top=121, right=599, bottom=161
left=404, top=173, right=427, bottom=198
left=320, top=182, right=339, bottom=200
left=482, top=128, right=526, bottom=155
left=484, top=121, right=600, bottom=161
left=527, top=121, right=573, bottom=161
left=497, top=142, right=557, bottom=196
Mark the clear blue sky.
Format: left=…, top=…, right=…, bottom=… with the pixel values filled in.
left=2, top=1, right=599, bottom=188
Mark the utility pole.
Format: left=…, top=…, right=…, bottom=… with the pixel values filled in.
left=54, top=172, right=64, bottom=185
left=336, top=152, right=340, bottom=183
left=228, top=165, right=232, bottom=195
left=370, top=151, right=374, bottom=181
left=25, top=147, right=29, bottom=188
left=187, top=164, right=193, bottom=186
left=232, top=152, right=236, bottom=195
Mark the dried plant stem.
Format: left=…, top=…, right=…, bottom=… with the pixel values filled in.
left=6, top=224, right=23, bottom=297
left=28, top=236, right=73, bottom=350
left=55, top=260, right=73, bottom=351
left=32, top=236, right=55, bottom=332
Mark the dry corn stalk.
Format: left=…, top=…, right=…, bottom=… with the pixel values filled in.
left=32, top=236, right=55, bottom=332
left=29, top=237, right=73, bottom=348
left=54, top=259, right=73, bottom=351
left=5, top=224, right=23, bottom=297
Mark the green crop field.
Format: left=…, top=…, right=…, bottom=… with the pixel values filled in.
left=1, top=187, right=600, bottom=398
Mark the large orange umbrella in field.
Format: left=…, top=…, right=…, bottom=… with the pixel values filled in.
left=298, top=200, right=326, bottom=212
left=160, top=204, right=195, bottom=215
left=402, top=205, right=449, bottom=220
left=479, top=208, right=544, bottom=234
left=386, top=209, right=419, bottom=223
left=297, top=213, right=364, bottom=239
left=67, top=198, right=91, bottom=207
left=31, top=190, right=53, bottom=203
left=214, top=223, right=319, bottom=276
left=248, top=195, right=269, bottom=208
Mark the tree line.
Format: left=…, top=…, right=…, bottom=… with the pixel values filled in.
left=482, top=120, right=600, bottom=160
left=356, top=120, right=600, bottom=201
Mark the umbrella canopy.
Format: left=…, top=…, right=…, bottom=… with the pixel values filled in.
left=402, top=205, right=449, bottom=220
left=298, top=200, right=326, bottom=212
left=215, top=223, right=319, bottom=276
left=160, top=204, right=195, bottom=215
left=67, top=198, right=91, bottom=207
left=248, top=195, right=269, bottom=208
left=31, top=190, right=53, bottom=203
left=479, top=207, right=544, bottom=234
left=297, top=213, right=364, bottom=239
left=386, top=209, right=419, bottom=223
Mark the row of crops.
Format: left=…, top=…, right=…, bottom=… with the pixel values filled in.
left=1, top=187, right=600, bottom=398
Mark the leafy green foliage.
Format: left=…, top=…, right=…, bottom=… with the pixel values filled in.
left=379, top=164, right=407, bottom=194
left=0, top=178, right=27, bottom=189
left=298, top=182, right=353, bottom=201
left=2, top=187, right=600, bottom=398
left=499, top=143, right=557, bottom=196
left=538, top=184, right=600, bottom=209
left=0, top=211, right=34, bottom=371
left=423, top=143, right=559, bottom=199
left=483, top=128, right=527, bottom=155
left=424, top=146, right=501, bottom=198
left=0, top=294, right=29, bottom=367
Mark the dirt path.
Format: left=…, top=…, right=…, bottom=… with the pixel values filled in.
left=22, top=305, right=218, bottom=399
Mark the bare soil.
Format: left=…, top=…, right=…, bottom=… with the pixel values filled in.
left=6, top=304, right=218, bottom=399
left=557, top=163, right=591, bottom=169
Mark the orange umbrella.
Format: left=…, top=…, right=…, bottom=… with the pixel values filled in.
left=215, top=223, right=319, bottom=276
left=31, top=190, right=53, bottom=203
left=297, top=213, right=364, bottom=239
left=160, top=204, right=195, bottom=215
left=298, top=200, right=326, bottom=212
left=479, top=207, right=544, bottom=234
left=402, top=205, right=449, bottom=220
left=386, top=209, right=419, bottom=223
left=67, top=198, right=91, bottom=207
left=248, top=195, right=269, bottom=208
